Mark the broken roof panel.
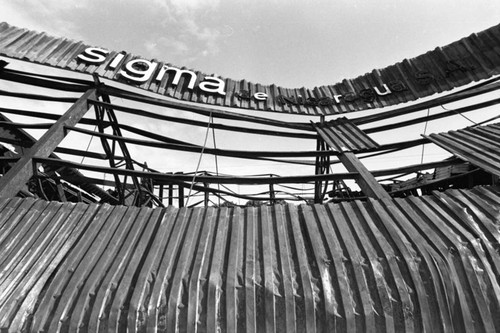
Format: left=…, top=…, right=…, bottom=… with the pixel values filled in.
left=425, top=122, right=500, bottom=176
left=312, top=117, right=380, bottom=152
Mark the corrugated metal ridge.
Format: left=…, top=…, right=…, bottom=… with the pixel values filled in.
left=1, top=185, right=500, bottom=332
left=313, top=117, right=380, bottom=152
left=1, top=21, right=500, bottom=115
left=426, top=122, right=500, bottom=177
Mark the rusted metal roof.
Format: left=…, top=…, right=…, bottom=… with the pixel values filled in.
left=425, top=122, right=500, bottom=177
left=313, top=117, right=379, bottom=152
left=1, top=21, right=500, bottom=115
left=1, top=185, right=500, bottom=332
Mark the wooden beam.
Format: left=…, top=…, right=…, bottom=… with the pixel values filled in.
left=338, top=151, right=391, bottom=200
left=204, top=182, right=210, bottom=206
left=0, top=89, right=96, bottom=198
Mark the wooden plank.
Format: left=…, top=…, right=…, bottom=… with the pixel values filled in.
left=0, top=88, right=96, bottom=197
left=338, top=152, right=390, bottom=199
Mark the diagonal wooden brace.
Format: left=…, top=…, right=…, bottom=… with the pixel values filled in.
left=0, top=89, right=96, bottom=197
left=338, top=151, right=391, bottom=199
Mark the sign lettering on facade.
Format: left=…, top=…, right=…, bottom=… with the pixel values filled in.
left=0, top=22, right=498, bottom=115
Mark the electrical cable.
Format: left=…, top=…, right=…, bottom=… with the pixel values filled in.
left=211, top=116, right=221, bottom=206
left=186, top=112, right=212, bottom=206
left=80, top=125, right=97, bottom=165
left=440, top=104, right=477, bottom=125
left=420, top=109, right=431, bottom=165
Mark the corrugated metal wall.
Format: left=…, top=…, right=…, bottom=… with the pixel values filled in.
left=1, top=185, right=500, bottom=332
left=1, top=21, right=500, bottom=115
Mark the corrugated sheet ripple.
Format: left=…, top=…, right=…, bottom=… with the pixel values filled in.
left=1, top=185, right=500, bottom=332
left=426, top=122, right=500, bottom=177
left=313, top=117, right=379, bottom=152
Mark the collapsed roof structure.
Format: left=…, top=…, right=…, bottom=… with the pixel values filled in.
left=0, top=22, right=499, bottom=332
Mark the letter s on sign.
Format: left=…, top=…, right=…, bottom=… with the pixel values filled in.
left=77, top=47, right=109, bottom=64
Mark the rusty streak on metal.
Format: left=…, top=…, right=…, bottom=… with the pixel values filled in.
left=0, top=89, right=96, bottom=197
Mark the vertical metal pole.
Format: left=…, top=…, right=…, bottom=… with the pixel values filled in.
left=168, top=184, right=173, bottom=206
left=178, top=185, right=184, bottom=207
left=159, top=184, right=164, bottom=205
left=269, top=175, right=276, bottom=205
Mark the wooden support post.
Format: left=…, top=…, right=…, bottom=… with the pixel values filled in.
left=168, top=184, right=173, bottom=206
left=338, top=151, right=391, bottom=200
left=55, top=178, right=67, bottom=202
left=0, top=89, right=96, bottom=198
left=204, top=182, right=209, bottom=207
left=269, top=174, right=276, bottom=205
left=178, top=185, right=184, bottom=207
left=159, top=184, right=164, bottom=204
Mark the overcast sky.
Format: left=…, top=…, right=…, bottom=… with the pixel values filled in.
left=1, top=0, right=499, bottom=88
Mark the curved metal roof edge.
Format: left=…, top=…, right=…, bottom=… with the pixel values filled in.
left=1, top=21, right=500, bottom=115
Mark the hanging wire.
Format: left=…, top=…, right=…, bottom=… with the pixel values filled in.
left=420, top=108, right=431, bottom=165
left=440, top=104, right=477, bottom=125
left=80, top=125, right=97, bottom=165
left=185, top=112, right=212, bottom=206
left=211, top=116, right=221, bottom=206
left=471, top=113, right=500, bottom=127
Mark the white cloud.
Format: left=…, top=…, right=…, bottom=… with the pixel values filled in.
left=144, top=36, right=189, bottom=58
left=170, top=0, right=221, bottom=14
left=0, top=0, right=86, bottom=40
left=144, top=0, right=223, bottom=62
left=1, top=0, right=224, bottom=67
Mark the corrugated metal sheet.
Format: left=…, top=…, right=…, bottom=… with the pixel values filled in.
left=1, top=185, right=500, bottom=332
left=313, top=117, right=379, bottom=152
left=426, top=122, right=500, bottom=177
left=1, top=21, right=500, bottom=115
